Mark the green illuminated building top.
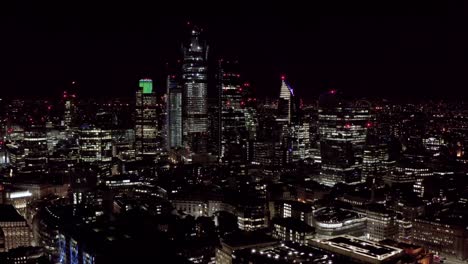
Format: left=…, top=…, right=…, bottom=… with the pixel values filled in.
left=139, top=79, right=153, bottom=94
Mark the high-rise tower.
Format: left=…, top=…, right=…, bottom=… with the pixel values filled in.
left=276, top=75, right=294, bottom=124
left=218, top=60, right=247, bottom=164
left=135, top=78, right=158, bottom=159
left=318, top=90, right=371, bottom=186
left=167, top=75, right=183, bottom=149
left=182, top=25, right=209, bottom=155
left=62, top=81, right=78, bottom=129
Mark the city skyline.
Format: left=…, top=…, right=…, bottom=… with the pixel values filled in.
left=2, top=4, right=468, bottom=264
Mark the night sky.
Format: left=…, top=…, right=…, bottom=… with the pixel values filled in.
left=1, top=2, right=467, bottom=101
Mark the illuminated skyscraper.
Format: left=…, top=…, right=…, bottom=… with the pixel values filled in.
left=78, top=124, right=112, bottom=179
left=62, top=81, right=78, bottom=129
left=167, top=75, right=183, bottom=149
left=276, top=75, right=294, bottom=124
left=23, top=128, right=48, bottom=173
left=318, top=91, right=371, bottom=186
left=182, top=25, right=208, bottom=154
left=362, top=132, right=391, bottom=184
left=218, top=60, right=247, bottom=163
left=135, top=78, right=158, bottom=159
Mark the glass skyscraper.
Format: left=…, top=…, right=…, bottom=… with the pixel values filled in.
left=135, top=78, right=158, bottom=159
left=62, top=82, right=77, bottom=129
left=218, top=60, right=247, bottom=163
left=276, top=76, right=294, bottom=124
left=182, top=26, right=208, bottom=154
left=167, top=75, right=183, bottom=149
left=318, top=90, right=371, bottom=186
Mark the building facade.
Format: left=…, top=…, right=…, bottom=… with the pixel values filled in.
left=166, top=75, right=183, bottom=149
left=318, top=91, right=371, bottom=186
left=182, top=26, right=209, bottom=155
left=135, top=79, right=158, bottom=159
left=218, top=60, right=248, bottom=164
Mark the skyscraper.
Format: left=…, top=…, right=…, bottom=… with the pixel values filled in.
left=182, top=26, right=208, bottom=155
left=318, top=90, right=371, bottom=186
left=276, top=75, right=294, bottom=124
left=275, top=76, right=307, bottom=165
left=135, top=78, right=158, bottom=159
left=167, top=75, right=183, bottom=149
left=62, top=82, right=78, bottom=129
left=78, top=124, right=112, bottom=179
left=218, top=60, right=247, bottom=163
left=362, top=132, right=391, bottom=184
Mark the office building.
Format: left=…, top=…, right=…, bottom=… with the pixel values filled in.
left=276, top=75, right=294, bottom=124
left=233, top=242, right=337, bottom=264
left=362, top=134, right=390, bottom=183
left=182, top=25, right=209, bottom=155
left=318, top=90, right=371, bottom=186
left=62, top=86, right=77, bottom=129
left=309, top=235, right=403, bottom=264
left=313, top=207, right=366, bottom=238
left=277, top=200, right=314, bottom=227
left=166, top=75, right=183, bottom=149
left=412, top=215, right=468, bottom=261
left=272, top=217, right=315, bottom=244
left=135, top=78, right=158, bottom=159
left=22, top=129, right=48, bottom=173
left=237, top=201, right=266, bottom=231
left=0, top=205, right=33, bottom=251
left=78, top=125, right=112, bottom=179
left=215, top=232, right=277, bottom=264
left=218, top=60, right=248, bottom=164
left=365, top=204, right=398, bottom=241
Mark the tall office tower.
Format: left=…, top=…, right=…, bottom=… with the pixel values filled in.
left=318, top=90, right=371, bottom=187
left=276, top=75, right=295, bottom=124
left=158, top=93, right=167, bottom=150
left=218, top=60, right=248, bottom=164
left=23, top=128, right=48, bottom=173
left=167, top=75, right=183, bottom=149
left=78, top=125, right=112, bottom=164
left=362, top=132, right=390, bottom=184
left=243, top=82, right=258, bottom=140
left=62, top=82, right=78, bottom=128
left=135, top=78, right=158, bottom=159
left=282, top=123, right=310, bottom=163
left=182, top=25, right=209, bottom=155
left=207, top=97, right=220, bottom=157
left=78, top=125, right=112, bottom=179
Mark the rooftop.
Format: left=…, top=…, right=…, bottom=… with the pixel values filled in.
left=235, top=242, right=336, bottom=263
left=366, top=204, right=395, bottom=215
left=0, top=204, right=25, bottom=222
left=222, top=231, right=277, bottom=249
left=273, top=217, right=315, bottom=233
left=311, top=235, right=403, bottom=262
left=314, top=207, right=361, bottom=224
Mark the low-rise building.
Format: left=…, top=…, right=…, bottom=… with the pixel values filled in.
left=313, top=207, right=366, bottom=238
left=0, top=205, right=33, bottom=251
left=272, top=217, right=314, bottom=244
left=412, top=216, right=468, bottom=261
left=365, top=204, right=398, bottom=241
left=216, top=232, right=277, bottom=264
left=309, top=235, right=403, bottom=264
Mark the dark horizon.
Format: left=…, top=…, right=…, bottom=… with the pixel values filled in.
left=2, top=3, right=467, bottom=101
